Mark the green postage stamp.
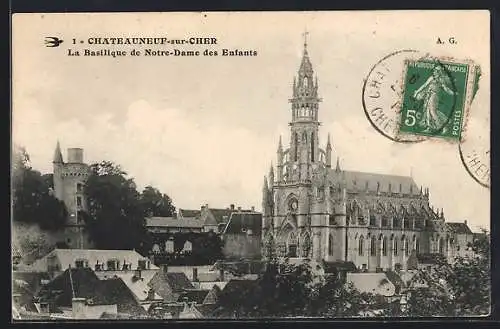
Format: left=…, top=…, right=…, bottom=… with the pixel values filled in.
left=398, top=58, right=475, bottom=140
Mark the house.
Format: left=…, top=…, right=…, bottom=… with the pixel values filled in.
left=146, top=217, right=204, bottom=234
left=222, top=211, right=262, bottom=260
left=446, top=221, right=475, bottom=259
left=321, top=260, right=357, bottom=282
left=147, top=270, right=195, bottom=302
left=407, top=253, right=447, bottom=270
left=179, top=204, right=257, bottom=234
left=35, top=268, right=148, bottom=319
left=95, top=269, right=163, bottom=310
left=26, top=248, right=158, bottom=276
left=12, top=272, right=51, bottom=314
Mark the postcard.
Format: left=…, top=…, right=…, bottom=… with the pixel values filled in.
left=11, top=11, right=490, bottom=320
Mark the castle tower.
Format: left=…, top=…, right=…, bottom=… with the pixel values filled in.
left=52, top=142, right=91, bottom=249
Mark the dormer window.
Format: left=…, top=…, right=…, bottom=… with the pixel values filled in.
left=138, top=260, right=147, bottom=270
left=75, top=259, right=88, bottom=268
left=107, top=259, right=119, bottom=271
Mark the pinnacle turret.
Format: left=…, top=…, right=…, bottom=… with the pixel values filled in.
left=335, top=157, right=341, bottom=172
left=53, top=140, right=63, bottom=163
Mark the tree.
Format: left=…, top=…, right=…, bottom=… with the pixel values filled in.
left=213, top=259, right=383, bottom=318
left=140, top=186, right=176, bottom=217
left=406, top=231, right=491, bottom=316
left=12, top=146, right=68, bottom=231
left=84, top=161, right=151, bottom=254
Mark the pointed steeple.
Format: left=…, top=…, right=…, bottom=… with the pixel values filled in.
left=298, top=31, right=313, bottom=79
left=53, top=140, right=63, bottom=163
left=269, top=163, right=275, bottom=186
left=326, top=133, right=332, bottom=150
left=277, top=135, right=283, bottom=153
left=335, top=157, right=341, bottom=172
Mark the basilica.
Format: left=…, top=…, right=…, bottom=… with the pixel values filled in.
left=261, top=39, right=472, bottom=272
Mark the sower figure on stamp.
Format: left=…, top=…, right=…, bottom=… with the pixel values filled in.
left=413, top=65, right=455, bottom=132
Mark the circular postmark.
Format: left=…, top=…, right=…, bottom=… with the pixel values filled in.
left=362, top=50, right=459, bottom=143
left=458, top=68, right=489, bottom=188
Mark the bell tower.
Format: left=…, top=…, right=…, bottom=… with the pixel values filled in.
left=288, top=32, right=322, bottom=182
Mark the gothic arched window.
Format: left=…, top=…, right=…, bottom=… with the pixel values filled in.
left=393, top=238, right=399, bottom=256
left=439, top=237, right=445, bottom=254
left=370, top=236, right=377, bottom=256
left=382, top=236, right=388, bottom=256
left=415, top=238, right=420, bottom=254
left=404, top=238, right=410, bottom=256
left=287, top=232, right=298, bottom=257
left=311, top=132, right=315, bottom=162
left=294, top=133, right=298, bottom=161
left=302, top=233, right=311, bottom=257
left=328, top=234, right=334, bottom=256
left=358, top=235, right=364, bottom=256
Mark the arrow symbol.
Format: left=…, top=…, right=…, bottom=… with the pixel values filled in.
left=45, top=37, right=64, bottom=48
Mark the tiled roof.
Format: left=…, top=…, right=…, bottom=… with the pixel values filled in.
left=148, top=272, right=194, bottom=297
left=177, top=290, right=210, bottom=304
left=193, top=304, right=217, bottom=318
left=36, top=268, right=146, bottom=316
left=99, top=278, right=148, bottom=316
left=197, top=272, right=220, bottom=282
left=446, top=222, right=473, bottom=235
left=218, top=279, right=258, bottom=304
left=209, top=209, right=235, bottom=224
left=95, top=270, right=162, bottom=301
left=28, top=249, right=158, bottom=272
left=222, top=212, right=262, bottom=235
left=346, top=273, right=396, bottom=297
left=146, top=217, right=204, bottom=229
left=385, top=270, right=405, bottom=290
left=322, top=261, right=356, bottom=273
left=178, top=209, right=202, bottom=218
left=333, top=170, right=420, bottom=195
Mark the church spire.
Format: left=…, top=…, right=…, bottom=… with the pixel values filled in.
left=53, top=140, right=63, bottom=163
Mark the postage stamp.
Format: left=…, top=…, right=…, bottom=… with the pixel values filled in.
left=398, top=58, right=477, bottom=141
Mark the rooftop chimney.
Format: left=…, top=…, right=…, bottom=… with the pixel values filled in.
left=230, top=204, right=235, bottom=210
left=251, top=206, right=255, bottom=211
left=464, top=220, right=467, bottom=225
left=72, top=297, right=87, bottom=319
left=192, top=268, right=198, bottom=282
left=237, top=206, right=242, bottom=211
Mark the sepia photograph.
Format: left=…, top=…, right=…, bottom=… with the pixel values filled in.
left=11, top=11, right=490, bottom=320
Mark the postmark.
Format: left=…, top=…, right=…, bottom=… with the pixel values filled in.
left=362, top=50, right=429, bottom=143
left=398, top=58, right=469, bottom=140
left=458, top=64, right=489, bottom=188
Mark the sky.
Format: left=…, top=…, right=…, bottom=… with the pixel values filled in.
left=12, top=11, right=490, bottom=232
